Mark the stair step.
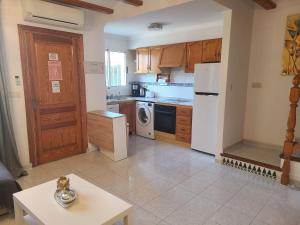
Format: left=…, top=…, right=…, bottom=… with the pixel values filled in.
left=221, top=153, right=282, bottom=180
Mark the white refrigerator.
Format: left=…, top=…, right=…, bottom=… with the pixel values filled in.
left=191, top=63, right=220, bottom=155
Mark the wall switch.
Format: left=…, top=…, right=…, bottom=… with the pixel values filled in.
left=251, top=82, right=262, bottom=88
left=15, top=75, right=21, bottom=86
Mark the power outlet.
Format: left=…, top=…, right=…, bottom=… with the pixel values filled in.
left=15, top=75, right=21, bottom=86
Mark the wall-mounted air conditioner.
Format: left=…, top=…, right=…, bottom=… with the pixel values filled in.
left=22, top=0, right=84, bottom=29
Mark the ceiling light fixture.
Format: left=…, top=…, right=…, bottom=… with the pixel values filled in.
left=148, top=23, right=163, bottom=31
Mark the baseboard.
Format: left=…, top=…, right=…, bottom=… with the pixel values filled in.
left=0, top=208, right=8, bottom=216
left=87, top=142, right=98, bottom=153
left=23, top=164, right=32, bottom=170
left=154, top=131, right=191, bottom=148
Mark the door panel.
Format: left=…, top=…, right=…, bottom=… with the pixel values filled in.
left=186, top=41, right=203, bottom=73
left=202, top=38, right=222, bottom=63
left=149, top=47, right=161, bottom=73
left=35, top=42, right=76, bottom=105
left=41, top=126, right=77, bottom=150
left=18, top=25, right=87, bottom=166
left=136, top=48, right=149, bottom=73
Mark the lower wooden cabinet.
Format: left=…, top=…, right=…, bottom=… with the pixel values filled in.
left=176, top=106, right=192, bottom=144
left=119, top=101, right=136, bottom=134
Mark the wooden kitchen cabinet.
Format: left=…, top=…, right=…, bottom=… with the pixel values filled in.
left=119, top=101, right=136, bottom=134
left=202, top=38, right=222, bottom=63
left=176, top=106, right=192, bottom=144
left=149, top=47, right=161, bottom=73
left=159, top=43, right=186, bottom=68
left=136, top=38, right=222, bottom=73
left=185, top=41, right=203, bottom=73
left=136, top=47, right=161, bottom=74
left=136, top=48, right=149, bottom=73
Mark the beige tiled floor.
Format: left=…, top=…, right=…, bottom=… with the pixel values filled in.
left=1, top=136, right=300, bottom=225
left=225, top=142, right=282, bottom=166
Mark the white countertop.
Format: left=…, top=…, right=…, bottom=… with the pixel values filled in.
left=107, top=97, right=193, bottom=107
left=88, top=110, right=125, bottom=119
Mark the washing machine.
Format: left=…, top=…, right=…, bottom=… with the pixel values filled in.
left=136, top=101, right=155, bottom=139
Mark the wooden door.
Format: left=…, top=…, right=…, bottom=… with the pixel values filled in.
left=18, top=25, right=87, bottom=166
left=119, top=102, right=136, bottom=134
left=136, top=48, right=149, bottom=73
left=159, top=43, right=186, bottom=68
left=185, top=41, right=203, bottom=73
left=202, top=38, right=222, bottom=63
left=149, top=47, right=161, bottom=73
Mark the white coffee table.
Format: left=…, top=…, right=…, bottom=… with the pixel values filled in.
left=13, top=174, right=133, bottom=225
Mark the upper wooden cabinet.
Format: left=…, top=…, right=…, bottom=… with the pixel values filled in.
left=136, top=47, right=161, bottom=74
left=135, top=38, right=222, bottom=73
left=136, top=48, right=149, bottom=73
left=201, top=38, right=222, bottom=63
left=159, top=43, right=186, bottom=68
left=149, top=47, right=161, bottom=73
left=185, top=41, right=203, bottom=73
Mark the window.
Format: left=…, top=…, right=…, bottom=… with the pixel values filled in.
left=105, top=50, right=126, bottom=87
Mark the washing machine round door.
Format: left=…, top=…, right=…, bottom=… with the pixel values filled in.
left=137, top=106, right=151, bottom=127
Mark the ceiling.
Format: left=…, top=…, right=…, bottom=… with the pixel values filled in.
left=104, top=0, right=227, bottom=38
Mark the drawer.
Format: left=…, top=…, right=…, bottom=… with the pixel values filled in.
left=176, top=116, right=192, bottom=125
left=177, top=108, right=192, bottom=117
left=176, top=125, right=191, bottom=134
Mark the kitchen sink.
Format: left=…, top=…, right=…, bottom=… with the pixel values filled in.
left=114, top=96, right=129, bottom=100
left=107, top=96, right=130, bottom=101
left=161, top=98, right=191, bottom=103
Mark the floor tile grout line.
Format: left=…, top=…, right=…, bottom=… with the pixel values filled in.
left=247, top=195, right=274, bottom=225
left=199, top=177, right=252, bottom=224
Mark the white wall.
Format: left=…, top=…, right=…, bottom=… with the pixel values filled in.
left=244, top=0, right=300, bottom=147
left=128, top=20, right=223, bottom=49
left=0, top=0, right=192, bottom=167
left=214, top=0, right=254, bottom=154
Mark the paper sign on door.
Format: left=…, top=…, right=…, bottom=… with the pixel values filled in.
left=48, top=61, right=62, bottom=80
left=49, top=53, right=59, bottom=61
left=51, top=81, right=60, bottom=93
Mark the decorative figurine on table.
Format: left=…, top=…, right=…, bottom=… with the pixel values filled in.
left=54, top=176, right=77, bottom=208
left=57, top=176, right=70, bottom=191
